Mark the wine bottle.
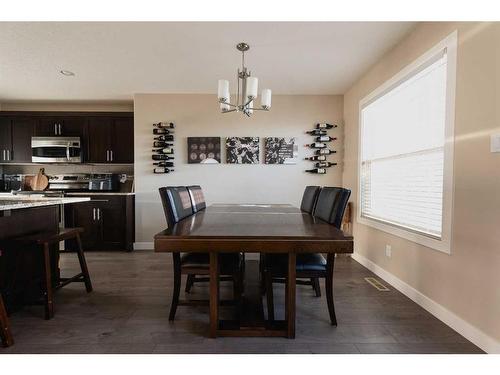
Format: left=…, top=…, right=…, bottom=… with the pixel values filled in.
left=305, top=155, right=327, bottom=161
left=153, top=167, right=174, bottom=174
left=315, top=149, right=337, bottom=155
left=153, top=141, right=173, bottom=148
left=315, top=162, right=337, bottom=168
left=153, top=129, right=175, bottom=136
left=152, top=148, right=174, bottom=154
left=152, top=154, right=174, bottom=161
left=315, top=136, right=337, bottom=142
left=316, top=123, right=338, bottom=129
left=305, top=142, right=327, bottom=149
left=305, top=168, right=326, bottom=174
left=306, top=129, right=327, bottom=136
left=154, top=135, right=174, bottom=142
left=153, top=161, right=174, bottom=168
left=153, top=122, right=175, bottom=129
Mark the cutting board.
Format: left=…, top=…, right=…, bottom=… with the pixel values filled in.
left=30, top=168, right=49, bottom=191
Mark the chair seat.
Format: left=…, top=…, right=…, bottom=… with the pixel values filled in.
left=181, top=252, right=242, bottom=274
left=266, top=253, right=327, bottom=274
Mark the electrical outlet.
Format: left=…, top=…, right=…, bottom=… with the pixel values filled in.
left=385, top=245, right=392, bottom=258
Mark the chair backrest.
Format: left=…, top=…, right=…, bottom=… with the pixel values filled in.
left=313, top=187, right=351, bottom=228
left=187, top=185, right=207, bottom=213
left=300, top=186, right=321, bottom=214
left=159, top=186, right=194, bottom=227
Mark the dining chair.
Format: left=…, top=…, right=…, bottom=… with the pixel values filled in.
left=159, top=186, right=244, bottom=321
left=260, top=185, right=322, bottom=295
left=0, top=293, right=14, bottom=347
left=300, top=186, right=321, bottom=214
left=264, top=187, right=351, bottom=325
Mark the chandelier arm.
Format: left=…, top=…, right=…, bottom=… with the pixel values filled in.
left=251, top=107, right=270, bottom=111
left=221, top=109, right=238, bottom=114
left=218, top=100, right=239, bottom=108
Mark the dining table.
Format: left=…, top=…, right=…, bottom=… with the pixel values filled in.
left=154, top=203, right=354, bottom=339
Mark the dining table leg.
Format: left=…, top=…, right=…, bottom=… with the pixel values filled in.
left=209, top=251, right=219, bottom=338
left=285, top=252, right=296, bottom=339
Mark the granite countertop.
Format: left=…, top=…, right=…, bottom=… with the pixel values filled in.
left=65, top=192, right=135, bottom=196
left=0, top=193, right=90, bottom=211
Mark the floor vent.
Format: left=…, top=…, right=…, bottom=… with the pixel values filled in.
left=364, top=277, right=390, bottom=291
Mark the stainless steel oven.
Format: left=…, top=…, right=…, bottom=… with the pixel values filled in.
left=31, top=137, right=82, bottom=163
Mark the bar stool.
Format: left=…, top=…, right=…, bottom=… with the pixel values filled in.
left=0, top=293, right=14, bottom=347
left=16, top=227, right=93, bottom=320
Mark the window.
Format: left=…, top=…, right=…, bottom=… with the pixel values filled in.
left=358, top=32, right=457, bottom=253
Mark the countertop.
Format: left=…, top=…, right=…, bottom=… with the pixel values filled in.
left=65, top=192, right=135, bottom=196
left=0, top=193, right=90, bottom=211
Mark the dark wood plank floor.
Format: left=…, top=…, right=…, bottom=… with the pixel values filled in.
left=1, top=252, right=483, bottom=354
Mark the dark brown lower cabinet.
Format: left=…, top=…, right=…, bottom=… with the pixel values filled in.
left=65, top=195, right=135, bottom=251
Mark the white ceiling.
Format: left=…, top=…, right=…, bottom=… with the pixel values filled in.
left=0, top=22, right=415, bottom=101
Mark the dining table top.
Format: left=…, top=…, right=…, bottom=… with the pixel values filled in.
left=154, top=204, right=353, bottom=254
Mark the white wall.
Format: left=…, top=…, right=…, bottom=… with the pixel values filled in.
left=134, top=94, right=343, bottom=243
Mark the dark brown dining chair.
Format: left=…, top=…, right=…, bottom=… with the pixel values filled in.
left=0, top=293, right=14, bottom=347
left=159, top=186, right=244, bottom=321
left=264, top=187, right=351, bottom=325
left=300, top=186, right=321, bottom=214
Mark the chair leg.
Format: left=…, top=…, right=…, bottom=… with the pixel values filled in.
left=42, top=243, right=54, bottom=320
left=75, top=233, right=93, bottom=293
left=185, top=274, right=195, bottom=293
left=169, top=252, right=181, bottom=321
left=325, top=254, right=337, bottom=326
left=0, top=295, right=14, bottom=347
left=265, top=270, right=275, bottom=321
left=312, top=277, right=321, bottom=297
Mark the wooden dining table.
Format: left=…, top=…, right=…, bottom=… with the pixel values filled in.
left=154, top=203, right=353, bottom=339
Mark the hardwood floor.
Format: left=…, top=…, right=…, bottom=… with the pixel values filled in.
left=0, top=252, right=483, bottom=354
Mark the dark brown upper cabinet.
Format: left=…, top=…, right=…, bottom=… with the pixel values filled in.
left=0, top=116, right=35, bottom=163
left=36, top=117, right=87, bottom=138
left=88, top=116, right=134, bottom=164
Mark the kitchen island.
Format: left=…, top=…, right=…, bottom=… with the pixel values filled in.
left=0, top=193, right=90, bottom=310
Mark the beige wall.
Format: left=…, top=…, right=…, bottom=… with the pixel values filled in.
left=134, top=94, right=343, bottom=243
left=343, top=22, right=500, bottom=349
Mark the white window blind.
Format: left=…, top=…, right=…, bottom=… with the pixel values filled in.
left=360, top=50, right=448, bottom=239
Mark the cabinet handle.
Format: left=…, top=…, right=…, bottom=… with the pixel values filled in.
left=8, top=150, right=10, bottom=160
left=97, top=208, right=101, bottom=221
left=110, top=150, right=113, bottom=162
left=54, top=124, right=57, bottom=135
left=106, top=150, right=109, bottom=162
left=93, top=208, right=96, bottom=221
left=59, top=124, right=62, bottom=135
left=2, top=150, right=5, bottom=161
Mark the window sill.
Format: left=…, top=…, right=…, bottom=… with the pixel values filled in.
left=357, top=215, right=451, bottom=254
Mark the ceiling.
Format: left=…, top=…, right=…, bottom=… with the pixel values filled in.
left=0, top=22, right=416, bottom=102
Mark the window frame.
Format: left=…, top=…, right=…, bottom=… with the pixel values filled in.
left=357, top=31, right=457, bottom=254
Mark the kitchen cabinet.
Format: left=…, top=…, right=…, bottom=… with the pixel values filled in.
left=0, top=117, right=35, bottom=163
left=36, top=117, right=87, bottom=138
left=64, top=194, right=135, bottom=251
left=11, top=117, right=36, bottom=162
left=0, top=118, right=12, bottom=162
left=88, top=117, right=134, bottom=164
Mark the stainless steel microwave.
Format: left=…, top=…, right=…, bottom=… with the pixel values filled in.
left=31, top=137, right=82, bottom=163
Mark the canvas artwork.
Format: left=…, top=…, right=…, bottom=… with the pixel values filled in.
left=187, top=137, right=221, bottom=164
left=264, top=137, right=298, bottom=164
left=226, top=137, right=260, bottom=164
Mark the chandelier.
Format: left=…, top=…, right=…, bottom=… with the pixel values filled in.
left=217, top=42, right=272, bottom=117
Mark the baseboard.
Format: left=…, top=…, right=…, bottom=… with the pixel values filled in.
left=351, top=252, right=500, bottom=354
left=133, top=242, right=154, bottom=250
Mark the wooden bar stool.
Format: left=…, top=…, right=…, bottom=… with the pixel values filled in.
left=0, top=294, right=14, bottom=347
left=17, top=227, right=93, bottom=320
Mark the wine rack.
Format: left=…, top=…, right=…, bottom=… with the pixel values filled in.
left=304, top=123, right=338, bottom=174
left=152, top=122, right=175, bottom=174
